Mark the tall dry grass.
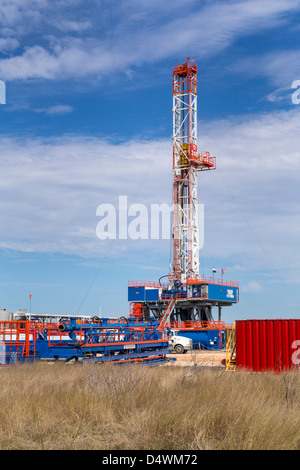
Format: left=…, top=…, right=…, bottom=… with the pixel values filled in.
left=0, top=361, right=299, bottom=450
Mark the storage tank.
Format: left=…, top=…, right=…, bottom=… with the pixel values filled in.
left=0, top=309, right=12, bottom=321
left=235, top=319, right=300, bottom=372
left=176, top=328, right=224, bottom=350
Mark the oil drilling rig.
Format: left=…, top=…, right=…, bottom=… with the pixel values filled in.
left=0, top=58, right=239, bottom=365
left=128, top=58, right=239, bottom=337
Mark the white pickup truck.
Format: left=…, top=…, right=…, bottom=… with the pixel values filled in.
left=168, top=330, right=193, bottom=354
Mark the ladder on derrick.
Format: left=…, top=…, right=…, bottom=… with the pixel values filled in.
left=159, top=297, right=176, bottom=330
left=226, top=323, right=236, bottom=371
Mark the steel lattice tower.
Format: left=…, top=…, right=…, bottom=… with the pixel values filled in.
left=171, top=57, right=215, bottom=283
left=128, top=58, right=238, bottom=327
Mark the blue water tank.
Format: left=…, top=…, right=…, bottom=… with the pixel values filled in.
left=176, top=329, right=225, bottom=350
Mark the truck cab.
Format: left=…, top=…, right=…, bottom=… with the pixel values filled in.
left=169, top=330, right=193, bottom=354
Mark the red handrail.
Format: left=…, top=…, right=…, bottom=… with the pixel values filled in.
left=169, top=320, right=233, bottom=330
left=128, top=280, right=164, bottom=288
left=186, top=277, right=239, bottom=288
left=129, top=278, right=238, bottom=288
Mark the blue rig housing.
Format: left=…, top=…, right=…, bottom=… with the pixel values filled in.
left=128, top=279, right=239, bottom=350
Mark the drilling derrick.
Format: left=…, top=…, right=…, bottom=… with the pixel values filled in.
left=172, top=57, right=215, bottom=284
left=128, top=57, right=238, bottom=340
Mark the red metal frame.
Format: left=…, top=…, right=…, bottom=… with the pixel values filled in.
left=0, top=321, right=45, bottom=362
left=173, top=57, right=197, bottom=95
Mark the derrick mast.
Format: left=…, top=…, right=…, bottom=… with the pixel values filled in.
left=128, top=57, right=238, bottom=334
left=172, top=57, right=215, bottom=283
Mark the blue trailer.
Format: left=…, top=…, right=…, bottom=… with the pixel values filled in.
left=174, top=328, right=225, bottom=350
left=0, top=318, right=175, bottom=366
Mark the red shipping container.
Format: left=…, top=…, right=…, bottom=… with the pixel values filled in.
left=235, top=319, right=300, bottom=372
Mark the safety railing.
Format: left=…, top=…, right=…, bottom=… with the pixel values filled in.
left=50, top=323, right=169, bottom=348
left=128, top=280, right=165, bottom=288
left=186, top=277, right=239, bottom=288
left=0, top=321, right=42, bottom=364
left=161, top=291, right=208, bottom=300
left=169, top=321, right=233, bottom=330
left=129, top=277, right=238, bottom=289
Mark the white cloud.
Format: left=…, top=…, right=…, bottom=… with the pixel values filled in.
left=196, top=109, right=300, bottom=280
left=54, top=20, right=92, bottom=33
left=44, top=104, right=74, bottom=115
left=1, top=0, right=300, bottom=81
left=0, top=135, right=170, bottom=257
left=234, top=49, right=300, bottom=88
left=0, top=37, right=19, bottom=52
left=242, top=281, right=263, bottom=292
left=30, top=104, right=74, bottom=114
left=0, top=108, right=300, bottom=285
left=0, top=46, right=61, bottom=80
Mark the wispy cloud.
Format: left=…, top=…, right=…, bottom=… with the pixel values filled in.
left=1, top=0, right=300, bottom=81
left=0, top=107, right=300, bottom=282
left=0, top=134, right=170, bottom=257
left=242, top=281, right=263, bottom=292
left=233, top=49, right=300, bottom=88
left=0, top=37, right=19, bottom=53
left=43, top=104, right=74, bottom=115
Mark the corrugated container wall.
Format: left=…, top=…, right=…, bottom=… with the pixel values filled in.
left=236, top=319, right=300, bottom=372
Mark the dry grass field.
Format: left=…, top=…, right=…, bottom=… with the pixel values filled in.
left=0, top=351, right=300, bottom=450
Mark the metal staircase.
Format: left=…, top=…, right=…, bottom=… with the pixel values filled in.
left=159, top=297, right=176, bottom=330
left=225, top=323, right=236, bottom=371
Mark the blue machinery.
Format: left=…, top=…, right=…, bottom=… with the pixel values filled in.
left=128, top=279, right=238, bottom=350
left=0, top=318, right=174, bottom=366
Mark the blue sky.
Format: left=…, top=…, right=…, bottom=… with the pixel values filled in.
left=1, top=0, right=300, bottom=322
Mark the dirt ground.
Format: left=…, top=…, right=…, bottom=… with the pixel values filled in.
left=166, top=349, right=227, bottom=367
